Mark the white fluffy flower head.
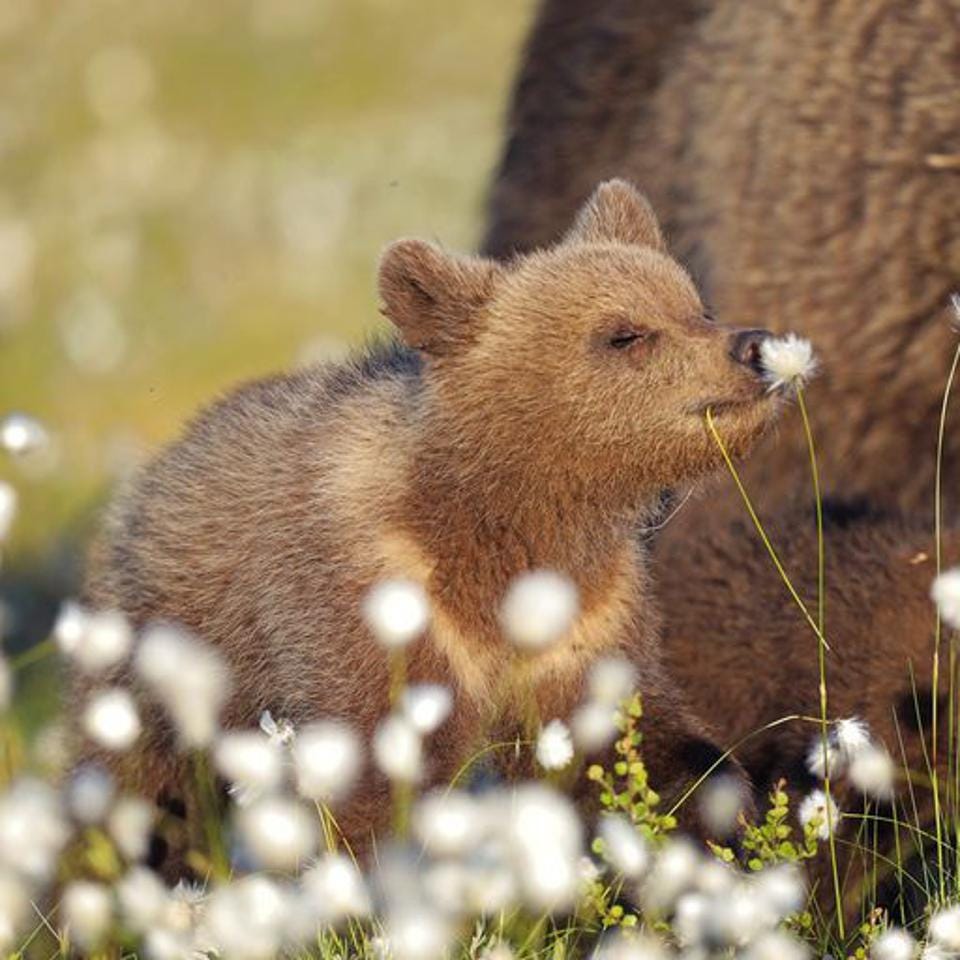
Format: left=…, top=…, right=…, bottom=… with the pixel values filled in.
left=500, top=569, right=579, bottom=651
left=871, top=927, right=917, bottom=960
left=535, top=719, right=574, bottom=771
left=759, top=333, right=818, bottom=392
left=301, top=853, right=371, bottom=922
left=798, top=788, right=840, bottom=840
left=932, top=568, right=960, bottom=631
left=135, top=623, right=230, bottom=748
left=292, top=720, right=361, bottom=803
left=0, top=482, right=16, bottom=543
left=83, top=688, right=141, bottom=751
left=598, top=815, right=650, bottom=879
left=54, top=604, right=133, bottom=674
left=835, top=717, right=872, bottom=758
left=848, top=744, right=896, bottom=799
left=587, top=656, right=637, bottom=705
left=362, top=579, right=429, bottom=649
left=503, top=784, right=583, bottom=911
left=237, top=796, right=317, bottom=871
left=107, top=796, right=154, bottom=861
left=571, top=700, right=618, bottom=752
left=373, top=714, right=422, bottom=783
left=0, top=413, right=49, bottom=457
left=214, top=730, right=284, bottom=806
left=413, top=789, right=483, bottom=857
left=402, top=684, right=452, bottom=735
left=62, top=880, right=113, bottom=949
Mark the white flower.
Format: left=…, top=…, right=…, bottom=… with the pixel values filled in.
left=640, top=838, right=700, bottom=915
left=500, top=570, right=578, bottom=651
left=587, top=656, right=637, bottom=705
left=203, top=875, right=291, bottom=960
left=481, top=943, right=516, bottom=960
left=805, top=736, right=843, bottom=779
left=108, top=796, right=154, bottom=861
left=83, top=687, right=141, bottom=751
left=117, top=867, right=169, bottom=933
left=598, top=815, right=650, bottom=878
left=384, top=908, right=451, bottom=960
left=54, top=604, right=133, bottom=674
left=741, top=930, right=809, bottom=960
left=167, top=878, right=207, bottom=933
left=215, top=731, right=284, bottom=806
left=66, top=764, right=115, bottom=824
left=535, top=719, right=574, bottom=771
left=872, top=928, right=917, bottom=960
left=673, top=891, right=710, bottom=946
left=362, top=580, right=429, bottom=648
left=135, top=623, right=230, bottom=748
left=0, top=779, right=71, bottom=881
left=292, top=720, right=362, bottom=802
left=592, top=932, right=672, bottom=960
left=63, top=880, right=113, bottom=949
left=0, top=413, right=49, bottom=457
left=932, top=568, right=960, bottom=631
left=698, top=773, right=745, bottom=836
left=835, top=717, right=872, bottom=760
left=798, top=788, right=840, bottom=840
left=503, top=784, right=583, bottom=910
left=260, top=709, right=295, bottom=746
left=751, top=864, right=805, bottom=920
left=759, top=333, right=818, bottom=392
left=301, top=853, right=371, bottom=922
left=413, top=790, right=483, bottom=857
left=402, top=684, right=453, bottom=735
left=0, top=482, right=16, bottom=542
left=807, top=718, right=872, bottom=779
left=374, top=714, right=423, bottom=783
left=571, top=700, right=618, bottom=752
left=930, top=905, right=960, bottom=949
left=848, top=744, right=896, bottom=799
left=0, top=778, right=70, bottom=881
left=237, top=796, right=317, bottom=871
left=0, top=871, right=28, bottom=953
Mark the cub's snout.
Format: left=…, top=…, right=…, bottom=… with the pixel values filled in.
left=728, top=328, right=773, bottom=378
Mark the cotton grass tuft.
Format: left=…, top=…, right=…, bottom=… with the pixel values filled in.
left=759, top=333, right=818, bottom=392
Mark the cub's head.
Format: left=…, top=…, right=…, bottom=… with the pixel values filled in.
left=378, top=180, right=782, bottom=498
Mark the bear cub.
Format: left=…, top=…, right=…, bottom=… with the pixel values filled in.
left=83, top=180, right=782, bottom=852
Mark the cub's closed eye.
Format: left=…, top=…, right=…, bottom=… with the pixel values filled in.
left=609, top=328, right=657, bottom=349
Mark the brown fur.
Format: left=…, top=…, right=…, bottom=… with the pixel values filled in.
left=80, top=182, right=780, bottom=855
left=659, top=501, right=958, bottom=909
left=484, top=0, right=960, bottom=515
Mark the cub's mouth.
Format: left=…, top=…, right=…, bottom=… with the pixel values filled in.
left=689, top=393, right=772, bottom=418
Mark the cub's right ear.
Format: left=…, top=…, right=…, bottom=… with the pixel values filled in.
left=566, top=179, right=665, bottom=250
left=378, top=239, right=500, bottom=354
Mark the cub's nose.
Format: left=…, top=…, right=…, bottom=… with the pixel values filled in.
left=729, top=328, right=773, bottom=376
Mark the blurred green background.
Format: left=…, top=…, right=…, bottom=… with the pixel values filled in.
left=0, top=0, right=535, bottom=645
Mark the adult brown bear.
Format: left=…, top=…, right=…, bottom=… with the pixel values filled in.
left=485, top=0, right=960, bottom=515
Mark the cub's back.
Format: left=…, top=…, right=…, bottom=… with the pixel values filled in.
left=85, top=340, right=421, bottom=721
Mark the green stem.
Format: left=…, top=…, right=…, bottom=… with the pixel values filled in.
left=932, top=339, right=960, bottom=901
left=704, top=408, right=829, bottom=651
left=796, top=385, right=844, bottom=939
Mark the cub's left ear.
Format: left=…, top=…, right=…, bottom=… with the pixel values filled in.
left=378, top=239, right=500, bottom=354
left=566, top=179, right=665, bottom=250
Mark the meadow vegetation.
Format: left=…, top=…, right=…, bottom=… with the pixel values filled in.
left=2, top=4, right=960, bottom=959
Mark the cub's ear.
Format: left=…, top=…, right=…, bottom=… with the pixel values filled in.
left=378, top=239, right=500, bottom=353
left=566, top=179, right=664, bottom=250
